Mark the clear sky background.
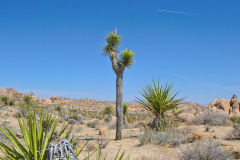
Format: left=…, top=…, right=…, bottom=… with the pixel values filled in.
left=0, top=0, right=239, bottom=105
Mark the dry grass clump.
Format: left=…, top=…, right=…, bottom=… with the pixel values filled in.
left=179, top=139, right=233, bottom=160
left=192, top=109, right=230, bottom=126
left=187, top=132, right=204, bottom=143
left=225, top=124, right=240, bottom=140
left=138, top=127, right=192, bottom=147
left=87, top=120, right=100, bottom=128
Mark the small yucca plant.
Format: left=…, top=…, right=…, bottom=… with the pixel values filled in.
left=0, top=108, right=81, bottom=160
left=136, top=79, right=183, bottom=131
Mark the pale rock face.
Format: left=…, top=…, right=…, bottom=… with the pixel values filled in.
left=177, top=113, right=195, bottom=123
left=231, top=94, right=240, bottom=115
left=208, top=94, right=240, bottom=116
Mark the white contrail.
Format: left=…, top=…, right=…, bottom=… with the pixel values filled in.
left=157, top=9, right=189, bottom=15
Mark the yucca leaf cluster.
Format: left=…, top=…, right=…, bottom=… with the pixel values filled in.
left=136, top=79, right=183, bottom=130
left=103, top=30, right=135, bottom=70
left=0, top=109, right=79, bottom=160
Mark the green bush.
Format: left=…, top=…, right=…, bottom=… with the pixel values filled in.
left=103, top=106, right=113, bottom=115
left=54, top=105, right=61, bottom=114
left=8, top=99, right=15, bottom=106
left=123, top=103, right=128, bottom=115
left=22, top=94, right=33, bottom=105
left=71, top=113, right=78, bottom=120
left=230, top=116, right=240, bottom=124
left=0, top=95, right=9, bottom=106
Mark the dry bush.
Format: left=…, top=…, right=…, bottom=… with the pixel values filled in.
left=108, top=121, right=116, bottom=130
left=179, top=139, right=233, bottom=160
left=97, top=136, right=109, bottom=149
left=74, top=126, right=83, bottom=133
left=187, top=132, right=204, bottom=143
left=87, top=120, right=100, bottom=128
left=192, top=109, right=230, bottom=126
left=86, top=142, right=97, bottom=151
left=138, top=127, right=192, bottom=147
left=225, top=124, right=240, bottom=140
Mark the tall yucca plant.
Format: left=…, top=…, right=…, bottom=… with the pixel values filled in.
left=136, top=79, right=183, bottom=120
left=0, top=110, right=79, bottom=160
left=103, top=28, right=135, bottom=140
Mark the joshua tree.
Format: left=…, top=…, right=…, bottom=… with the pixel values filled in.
left=103, top=28, right=135, bottom=140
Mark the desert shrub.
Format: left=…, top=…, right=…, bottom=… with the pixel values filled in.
left=193, top=109, right=230, bottom=126
left=187, top=131, right=204, bottom=143
left=108, top=121, right=116, bottom=130
left=0, top=95, right=9, bottom=106
left=179, top=139, right=233, bottom=160
left=71, top=113, right=78, bottom=120
left=123, top=103, right=128, bottom=115
left=54, top=105, right=61, bottom=114
left=145, top=115, right=180, bottom=132
left=126, top=112, right=151, bottom=123
left=22, top=94, right=33, bottom=105
left=103, top=106, right=113, bottom=115
left=79, top=110, right=104, bottom=120
left=97, top=137, right=109, bottom=149
left=136, top=79, right=183, bottom=131
left=230, top=116, right=240, bottom=124
left=138, top=127, right=192, bottom=147
left=225, top=124, right=240, bottom=140
left=86, top=142, right=97, bottom=151
left=75, top=126, right=83, bottom=133
left=123, top=103, right=129, bottom=125
left=87, top=120, right=100, bottom=128
left=172, top=107, right=182, bottom=116
left=8, top=99, right=14, bottom=106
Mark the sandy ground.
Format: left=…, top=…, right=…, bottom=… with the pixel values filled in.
left=1, top=107, right=240, bottom=160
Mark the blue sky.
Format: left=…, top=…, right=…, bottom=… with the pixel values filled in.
left=0, top=0, right=239, bottom=105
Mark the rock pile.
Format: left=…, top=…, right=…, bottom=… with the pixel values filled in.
left=208, top=94, right=240, bottom=116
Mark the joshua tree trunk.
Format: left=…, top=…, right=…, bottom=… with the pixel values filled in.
left=116, top=72, right=123, bottom=140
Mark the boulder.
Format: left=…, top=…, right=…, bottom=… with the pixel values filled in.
left=177, top=113, right=195, bottom=123
left=230, top=94, right=240, bottom=115
left=208, top=98, right=231, bottom=115
left=208, top=94, right=240, bottom=116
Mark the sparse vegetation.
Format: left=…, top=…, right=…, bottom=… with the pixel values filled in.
left=179, top=139, right=233, bottom=160
left=8, top=99, right=14, bottom=106
left=225, top=124, right=240, bottom=140
left=193, top=109, right=231, bottom=126
left=22, top=94, right=33, bottom=105
left=54, top=105, right=62, bottom=114
left=87, top=120, right=100, bottom=128
left=230, top=116, right=240, bottom=124
left=103, top=106, right=113, bottom=115
left=0, top=95, right=9, bottom=106
left=123, top=103, right=129, bottom=125
left=138, top=127, right=192, bottom=147
left=0, top=108, right=81, bottom=159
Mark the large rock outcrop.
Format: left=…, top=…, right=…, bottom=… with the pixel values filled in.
left=176, top=102, right=205, bottom=123
left=208, top=94, right=240, bottom=116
